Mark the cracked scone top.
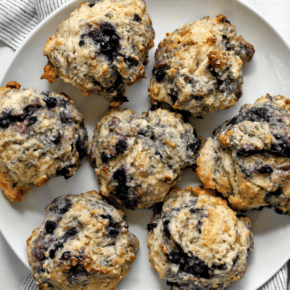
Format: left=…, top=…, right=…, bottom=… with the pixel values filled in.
left=88, top=108, right=201, bottom=209
left=147, top=186, right=253, bottom=290
left=197, top=94, right=290, bottom=214
left=0, top=82, right=88, bottom=202
left=41, top=0, right=155, bottom=106
left=27, top=190, right=139, bottom=290
left=148, top=14, right=255, bottom=117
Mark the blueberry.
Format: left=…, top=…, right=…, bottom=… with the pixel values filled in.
left=147, top=223, right=157, bottom=233
left=64, top=227, right=78, bottom=239
left=163, top=220, right=171, bottom=238
left=187, top=139, right=201, bottom=155
left=43, top=96, right=57, bottom=108
left=59, top=112, right=72, bottom=124
left=60, top=251, right=71, bottom=260
left=155, top=150, right=163, bottom=158
left=236, top=149, right=259, bottom=157
left=89, top=3, right=95, bottom=7
left=167, top=251, right=181, bottom=264
left=45, top=221, right=57, bottom=234
left=213, top=263, right=227, bottom=270
left=27, top=116, right=37, bottom=126
left=101, top=152, right=109, bottom=163
left=56, top=165, right=75, bottom=179
left=246, top=107, right=270, bottom=122
left=258, top=165, right=273, bottom=174
left=68, top=265, right=88, bottom=282
left=224, top=19, right=231, bottom=24
left=222, top=34, right=227, bottom=39
left=52, top=132, right=62, bottom=145
left=112, top=168, right=138, bottom=209
left=225, top=41, right=231, bottom=51
left=115, top=140, right=127, bottom=154
left=155, top=69, right=166, bottom=82
left=76, top=137, right=87, bottom=160
left=133, top=14, right=142, bottom=22
left=209, top=64, right=218, bottom=77
left=49, top=249, right=56, bottom=259
left=79, top=40, right=85, bottom=47
left=0, top=111, right=12, bottom=129
left=101, top=215, right=120, bottom=239
left=168, top=89, right=178, bottom=104
left=126, top=57, right=139, bottom=67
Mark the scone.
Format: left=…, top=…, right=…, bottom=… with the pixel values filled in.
left=0, top=82, right=88, bottom=202
left=27, top=190, right=139, bottom=290
left=197, top=94, right=290, bottom=214
left=88, top=107, right=201, bottom=209
left=41, top=0, right=155, bottom=106
left=148, top=14, right=255, bottom=117
left=147, top=186, right=253, bottom=290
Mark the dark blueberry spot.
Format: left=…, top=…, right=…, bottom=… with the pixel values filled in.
left=167, top=250, right=181, bottom=264
left=246, top=107, right=270, bottom=122
left=101, top=214, right=120, bottom=239
left=155, top=150, right=163, bottom=158
left=222, top=34, right=227, bottom=39
left=49, top=249, right=56, bottom=259
left=45, top=221, right=57, bottom=234
left=224, top=19, right=231, bottom=24
left=76, top=137, right=87, bottom=160
left=187, top=136, right=201, bottom=156
left=225, top=41, right=231, bottom=51
left=61, top=251, right=71, bottom=260
left=60, top=112, right=73, bottom=124
left=68, top=265, right=88, bottom=282
left=101, top=152, right=109, bottom=163
left=213, top=263, right=227, bottom=270
left=236, top=149, right=259, bottom=157
left=102, top=23, right=115, bottom=36
left=163, top=220, right=171, bottom=238
left=50, top=198, right=72, bottom=215
left=24, top=105, right=41, bottom=117
left=275, top=207, right=285, bottom=215
left=79, top=40, right=85, bottom=47
left=52, top=132, right=62, bottom=145
left=58, top=98, right=70, bottom=108
left=56, top=165, right=75, bottom=179
left=227, top=116, right=240, bottom=126
left=168, top=89, right=178, bottom=104
left=197, top=220, right=202, bottom=234
left=209, top=64, right=218, bottom=77
left=264, top=188, right=282, bottom=203
left=189, top=208, right=195, bottom=214
left=154, top=202, right=163, bottom=215
left=0, top=111, right=12, bottom=129
left=155, top=69, right=166, bottom=82
left=133, top=14, right=142, bottom=22
left=112, top=168, right=138, bottom=209
left=258, top=165, right=273, bottom=174
left=270, top=142, right=290, bottom=157
left=232, top=255, right=239, bottom=267
left=147, top=223, right=157, bottom=233
left=217, top=79, right=224, bottom=86
left=126, top=57, right=139, bottom=67
left=27, top=116, right=37, bottom=126
left=89, top=3, right=95, bottom=7
left=44, top=96, right=57, bottom=108
left=64, top=227, right=78, bottom=239
left=115, top=140, right=127, bottom=154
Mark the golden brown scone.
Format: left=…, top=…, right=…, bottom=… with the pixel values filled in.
left=147, top=186, right=253, bottom=290
left=41, top=0, right=155, bottom=105
left=0, top=82, right=88, bottom=202
left=27, top=190, right=139, bottom=290
left=148, top=14, right=255, bottom=117
left=88, top=107, right=201, bottom=209
left=197, top=94, right=290, bottom=214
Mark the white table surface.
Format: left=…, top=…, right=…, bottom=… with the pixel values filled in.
left=0, top=0, right=290, bottom=289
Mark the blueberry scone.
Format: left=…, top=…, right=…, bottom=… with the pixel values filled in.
left=148, top=14, right=255, bottom=117
left=197, top=94, right=290, bottom=214
left=0, top=82, right=88, bottom=202
left=147, top=186, right=253, bottom=290
left=88, top=108, right=201, bottom=209
left=27, top=190, right=139, bottom=290
left=41, top=0, right=155, bottom=106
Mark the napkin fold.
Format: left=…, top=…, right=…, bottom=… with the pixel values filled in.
left=0, top=0, right=289, bottom=290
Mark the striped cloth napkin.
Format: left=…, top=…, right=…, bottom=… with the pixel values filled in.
left=0, top=0, right=289, bottom=289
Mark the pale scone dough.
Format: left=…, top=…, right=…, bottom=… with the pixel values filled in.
left=27, top=190, right=139, bottom=290
left=147, top=186, right=253, bottom=290
left=42, top=0, right=155, bottom=106
left=197, top=94, right=290, bottom=214
left=0, top=82, right=88, bottom=202
left=148, top=14, right=255, bottom=117
left=88, top=108, right=201, bottom=209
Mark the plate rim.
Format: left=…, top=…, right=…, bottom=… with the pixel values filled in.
left=0, top=0, right=290, bottom=289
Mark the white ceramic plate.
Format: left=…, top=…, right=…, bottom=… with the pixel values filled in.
left=1, top=0, right=290, bottom=289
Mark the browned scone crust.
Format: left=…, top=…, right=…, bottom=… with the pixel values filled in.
left=148, top=14, right=255, bottom=117
left=0, top=82, right=88, bottom=202
left=88, top=107, right=201, bottom=209
left=27, top=190, right=139, bottom=290
left=41, top=0, right=155, bottom=105
left=147, top=186, right=253, bottom=290
left=197, top=94, right=290, bottom=214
